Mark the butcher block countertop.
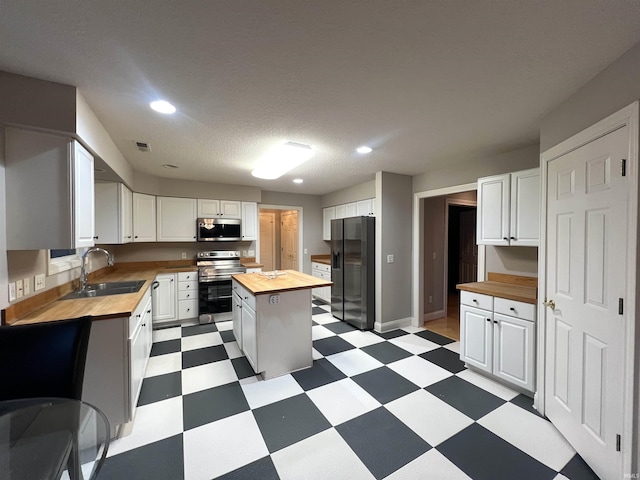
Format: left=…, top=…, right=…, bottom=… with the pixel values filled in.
left=232, top=270, right=332, bottom=295
left=311, top=255, right=331, bottom=265
left=5, top=263, right=197, bottom=326
left=457, top=273, right=538, bottom=305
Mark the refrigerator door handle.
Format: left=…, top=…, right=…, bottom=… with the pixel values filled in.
left=332, top=251, right=341, bottom=269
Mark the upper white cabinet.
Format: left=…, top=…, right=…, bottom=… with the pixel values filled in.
left=241, top=202, right=258, bottom=241
left=356, top=198, right=376, bottom=216
left=133, top=193, right=156, bottom=242
left=95, top=182, right=133, bottom=244
left=477, top=168, right=539, bottom=246
left=197, top=199, right=242, bottom=218
left=322, top=207, right=336, bottom=241
left=157, top=197, right=197, bottom=242
left=5, top=128, right=94, bottom=250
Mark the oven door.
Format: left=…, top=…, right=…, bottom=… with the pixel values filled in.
left=198, top=278, right=233, bottom=315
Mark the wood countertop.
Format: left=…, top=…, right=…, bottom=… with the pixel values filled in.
left=311, top=255, right=331, bottom=265
left=457, top=273, right=538, bottom=305
left=240, top=257, right=264, bottom=269
left=7, top=265, right=197, bottom=326
left=232, top=270, right=332, bottom=295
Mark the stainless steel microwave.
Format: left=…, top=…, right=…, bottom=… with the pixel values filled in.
left=197, top=218, right=242, bottom=242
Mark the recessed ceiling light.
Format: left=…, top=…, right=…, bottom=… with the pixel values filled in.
left=162, top=163, right=179, bottom=169
left=293, top=178, right=304, bottom=184
left=150, top=100, right=176, bottom=114
left=356, top=145, right=372, bottom=154
left=252, top=142, right=315, bottom=179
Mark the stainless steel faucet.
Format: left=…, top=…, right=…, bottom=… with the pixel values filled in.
left=80, top=247, right=115, bottom=291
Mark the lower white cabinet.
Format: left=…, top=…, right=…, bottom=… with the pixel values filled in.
left=459, top=291, right=535, bottom=392
left=152, top=274, right=177, bottom=325
left=241, top=298, right=258, bottom=371
left=312, top=262, right=331, bottom=303
left=83, top=286, right=153, bottom=437
left=178, top=271, right=198, bottom=320
left=232, top=290, right=243, bottom=349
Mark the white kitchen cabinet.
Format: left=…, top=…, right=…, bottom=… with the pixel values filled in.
left=335, top=204, right=347, bottom=219
left=133, top=193, right=156, bottom=242
left=241, top=298, right=258, bottom=371
left=178, top=271, right=198, bottom=320
left=95, top=182, right=133, bottom=244
left=232, top=289, right=243, bottom=349
left=312, top=262, right=331, bottom=303
left=356, top=198, right=376, bottom=216
left=197, top=199, right=242, bottom=218
left=459, top=290, right=536, bottom=392
left=157, top=196, right=197, bottom=242
left=5, top=128, right=95, bottom=249
left=241, top=202, right=258, bottom=241
left=322, top=207, right=335, bottom=240
left=345, top=202, right=357, bottom=217
left=152, top=273, right=177, bottom=325
left=477, top=168, right=539, bottom=246
left=83, top=286, right=153, bottom=437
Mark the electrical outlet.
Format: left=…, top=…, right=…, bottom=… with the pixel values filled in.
left=269, top=295, right=280, bottom=304
left=242, top=250, right=248, bottom=257
left=23, top=277, right=30, bottom=295
left=432, top=251, right=437, bottom=260
left=181, top=252, right=187, bottom=259
left=8, top=282, right=16, bottom=302
left=16, top=279, right=23, bottom=298
left=35, top=274, right=46, bottom=291
left=248, top=250, right=255, bottom=257
left=428, top=295, right=433, bottom=304
left=387, top=254, right=394, bottom=263
left=304, top=248, right=308, bottom=254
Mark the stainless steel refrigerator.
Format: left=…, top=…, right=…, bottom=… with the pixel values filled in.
left=331, top=216, right=375, bottom=330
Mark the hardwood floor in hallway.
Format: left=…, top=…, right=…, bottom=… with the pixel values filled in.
left=423, top=291, right=461, bottom=341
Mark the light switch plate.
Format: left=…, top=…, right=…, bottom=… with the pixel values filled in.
left=23, top=277, right=30, bottom=295
left=387, top=254, right=395, bottom=263
left=8, top=283, right=16, bottom=302
left=16, top=279, right=23, bottom=298
left=35, top=274, right=46, bottom=291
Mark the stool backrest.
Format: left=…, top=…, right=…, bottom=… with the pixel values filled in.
left=0, top=317, right=92, bottom=401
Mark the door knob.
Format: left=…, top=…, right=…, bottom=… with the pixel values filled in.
left=543, top=298, right=556, bottom=310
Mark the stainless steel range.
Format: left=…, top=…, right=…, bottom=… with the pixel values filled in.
left=197, top=250, right=246, bottom=323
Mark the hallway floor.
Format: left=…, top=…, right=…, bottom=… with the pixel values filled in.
left=99, top=301, right=598, bottom=480
left=423, top=291, right=461, bottom=341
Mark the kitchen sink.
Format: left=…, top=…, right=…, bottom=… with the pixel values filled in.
left=61, top=280, right=146, bottom=300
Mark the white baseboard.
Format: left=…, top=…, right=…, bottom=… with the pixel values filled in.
left=423, top=310, right=446, bottom=322
left=375, top=317, right=412, bottom=333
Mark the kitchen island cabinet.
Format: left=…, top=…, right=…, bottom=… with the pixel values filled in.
left=231, top=271, right=331, bottom=379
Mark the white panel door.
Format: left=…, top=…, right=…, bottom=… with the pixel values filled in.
left=241, top=202, right=258, bottom=240
left=510, top=168, right=540, bottom=246
left=197, top=199, right=220, bottom=217
left=356, top=199, right=372, bottom=216
left=241, top=303, right=258, bottom=372
left=133, top=193, right=156, bottom=242
left=545, top=126, right=627, bottom=480
left=477, top=174, right=510, bottom=245
left=493, top=313, right=534, bottom=392
left=157, top=197, right=197, bottom=242
left=220, top=200, right=242, bottom=218
left=460, top=305, right=492, bottom=373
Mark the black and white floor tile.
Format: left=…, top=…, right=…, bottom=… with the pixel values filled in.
left=99, top=301, right=600, bottom=480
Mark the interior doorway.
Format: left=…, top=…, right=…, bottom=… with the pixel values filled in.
left=258, top=206, right=302, bottom=272
left=422, top=192, right=477, bottom=340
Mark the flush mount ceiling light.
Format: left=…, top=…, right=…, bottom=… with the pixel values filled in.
left=251, top=142, right=315, bottom=180
left=293, top=178, right=304, bottom=184
left=150, top=100, right=176, bottom=114
left=356, top=145, right=373, bottom=154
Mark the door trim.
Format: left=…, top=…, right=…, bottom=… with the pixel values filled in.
left=412, top=183, right=481, bottom=328
left=538, top=101, right=638, bottom=474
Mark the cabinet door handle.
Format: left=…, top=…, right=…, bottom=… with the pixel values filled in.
left=152, top=281, right=160, bottom=290
left=472, top=299, right=478, bottom=303
left=486, top=318, right=491, bottom=322
left=502, top=237, right=508, bottom=241
left=147, top=310, right=151, bottom=314
left=493, top=320, right=498, bottom=324
left=510, top=236, right=516, bottom=240
left=509, top=307, right=515, bottom=311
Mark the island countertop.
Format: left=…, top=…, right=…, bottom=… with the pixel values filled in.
left=232, top=270, right=332, bottom=295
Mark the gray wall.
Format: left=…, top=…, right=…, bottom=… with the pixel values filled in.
left=413, top=144, right=540, bottom=193
left=321, top=180, right=376, bottom=207
left=261, top=190, right=326, bottom=274
left=423, top=196, right=446, bottom=314
left=485, top=246, right=538, bottom=277
left=377, top=172, right=413, bottom=327
left=541, top=41, right=640, bottom=152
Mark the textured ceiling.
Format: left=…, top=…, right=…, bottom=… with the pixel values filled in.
left=1, top=1, right=640, bottom=194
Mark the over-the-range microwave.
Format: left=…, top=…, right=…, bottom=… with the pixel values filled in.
left=197, top=218, right=242, bottom=242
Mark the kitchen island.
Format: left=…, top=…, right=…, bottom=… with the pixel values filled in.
left=231, top=270, right=332, bottom=379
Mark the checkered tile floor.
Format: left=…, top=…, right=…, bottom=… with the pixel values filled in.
left=99, top=301, right=599, bottom=480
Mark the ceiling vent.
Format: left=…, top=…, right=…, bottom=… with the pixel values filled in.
left=134, top=141, right=151, bottom=152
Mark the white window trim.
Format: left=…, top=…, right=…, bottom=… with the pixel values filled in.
left=47, top=250, right=83, bottom=275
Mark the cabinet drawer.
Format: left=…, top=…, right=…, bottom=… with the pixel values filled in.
left=129, top=290, right=151, bottom=337
left=238, top=288, right=256, bottom=311
left=494, top=297, right=536, bottom=322
left=178, top=271, right=197, bottom=282
left=312, top=262, right=330, bottom=273
left=178, top=281, right=196, bottom=292
left=178, top=289, right=196, bottom=301
left=460, top=291, right=493, bottom=310
left=178, top=299, right=198, bottom=319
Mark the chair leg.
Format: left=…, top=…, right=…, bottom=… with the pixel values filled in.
left=67, top=435, right=84, bottom=480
